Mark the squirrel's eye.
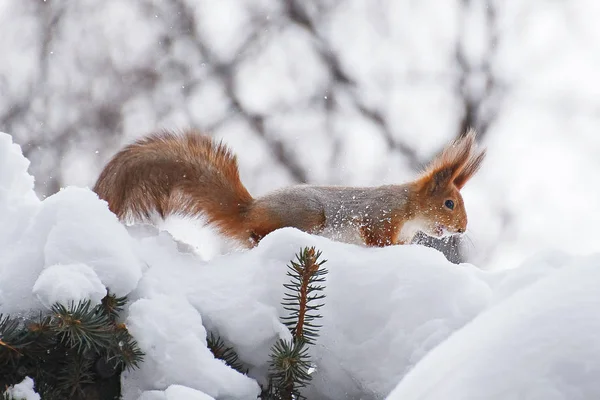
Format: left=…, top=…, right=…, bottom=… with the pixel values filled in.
left=445, top=199, right=455, bottom=210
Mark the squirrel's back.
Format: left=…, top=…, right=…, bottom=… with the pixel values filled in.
left=93, top=130, right=253, bottom=241
left=252, top=184, right=411, bottom=243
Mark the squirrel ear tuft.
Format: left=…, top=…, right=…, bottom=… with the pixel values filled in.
left=419, top=129, right=476, bottom=192
left=453, top=148, right=486, bottom=189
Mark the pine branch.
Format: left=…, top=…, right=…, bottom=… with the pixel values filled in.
left=51, top=300, right=113, bottom=353
left=281, top=247, right=328, bottom=345
left=267, top=339, right=312, bottom=399
left=96, top=294, right=145, bottom=372
left=0, top=314, right=37, bottom=352
left=25, top=313, right=58, bottom=357
left=0, top=292, right=144, bottom=399
left=263, top=247, right=328, bottom=400
left=32, top=385, right=64, bottom=400
left=105, top=324, right=144, bottom=371
left=55, top=350, right=94, bottom=399
left=0, top=315, right=23, bottom=356
left=207, top=332, right=247, bottom=374
left=0, top=314, right=35, bottom=379
left=99, top=292, right=128, bottom=324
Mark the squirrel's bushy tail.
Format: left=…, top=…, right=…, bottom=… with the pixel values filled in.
left=93, top=130, right=254, bottom=241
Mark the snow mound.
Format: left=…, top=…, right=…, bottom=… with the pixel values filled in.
left=138, top=385, right=215, bottom=400
left=0, top=131, right=597, bottom=399
left=0, top=132, right=37, bottom=207
left=0, top=133, right=141, bottom=315
left=33, top=263, right=107, bottom=308
left=0, top=186, right=142, bottom=315
left=42, top=187, right=142, bottom=296
left=0, top=132, right=39, bottom=251
left=125, top=225, right=549, bottom=399
left=386, top=253, right=600, bottom=400
left=122, top=295, right=260, bottom=399
left=4, top=377, right=40, bottom=400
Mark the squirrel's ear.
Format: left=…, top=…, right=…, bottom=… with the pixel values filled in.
left=453, top=148, right=486, bottom=189
left=419, top=130, right=475, bottom=193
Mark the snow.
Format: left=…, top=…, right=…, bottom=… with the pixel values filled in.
left=4, top=377, right=40, bottom=400
left=33, top=263, right=107, bottom=308
left=41, top=187, right=142, bottom=296
left=139, top=385, right=215, bottom=400
left=386, top=252, right=600, bottom=400
left=122, top=295, right=260, bottom=399
left=2, top=119, right=600, bottom=396
left=0, top=132, right=39, bottom=251
left=121, top=223, right=495, bottom=398
left=0, top=133, right=142, bottom=315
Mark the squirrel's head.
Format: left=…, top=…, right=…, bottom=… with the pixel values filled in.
left=412, top=129, right=486, bottom=239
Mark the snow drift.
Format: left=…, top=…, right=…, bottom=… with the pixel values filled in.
left=1, top=129, right=599, bottom=400
left=386, top=251, right=600, bottom=400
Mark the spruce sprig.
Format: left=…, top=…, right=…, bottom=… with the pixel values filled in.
left=1, top=293, right=145, bottom=398
left=266, top=339, right=312, bottom=399
left=105, top=324, right=145, bottom=371
left=281, top=247, right=328, bottom=345
left=207, top=332, right=247, bottom=374
left=52, top=300, right=113, bottom=352
left=99, top=292, right=128, bottom=324
left=264, top=247, right=328, bottom=400
left=0, top=314, right=36, bottom=374
left=55, top=351, right=95, bottom=398
left=0, top=314, right=24, bottom=356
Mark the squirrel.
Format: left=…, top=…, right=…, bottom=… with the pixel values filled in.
left=93, top=128, right=486, bottom=248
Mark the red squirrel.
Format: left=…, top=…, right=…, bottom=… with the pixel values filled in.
left=93, top=129, right=486, bottom=248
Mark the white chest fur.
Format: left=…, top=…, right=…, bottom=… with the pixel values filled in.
left=398, top=218, right=428, bottom=243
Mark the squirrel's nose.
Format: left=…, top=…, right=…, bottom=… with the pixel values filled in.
left=457, top=228, right=465, bottom=233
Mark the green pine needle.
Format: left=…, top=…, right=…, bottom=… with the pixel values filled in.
left=263, top=247, right=328, bottom=400
left=207, top=332, right=247, bottom=374
left=55, top=351, right=95, bottom=398
left=106, top=326, right=145, bottom=371
left=281, top=247, right=328, bottom=345
left=0, top=290, right=144, bottom=398
left=0, top=314, right=36, bottom=374
left=0, top=314, right=23, bottom=356
left=266, top=339, right=312, bottom=400
left=99, top=292, right=128, bottom=323
left=51, top=300, right=113, bottom=352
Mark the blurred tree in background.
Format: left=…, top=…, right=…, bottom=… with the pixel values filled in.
left=3, top=0, right=600, bottom=268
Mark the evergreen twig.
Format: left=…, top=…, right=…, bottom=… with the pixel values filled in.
left=281, top=247, right=328, bottom=345
left=207, top=332, right=248, bottom=374
left=0, top=315, right=22, bottom=356
left=266, top=339, right=312, bottom=399
left=52, top=300, right=113, bottom=352
left=0, top=293, right=145, bottom=399
left=55, top=350, right=94, bottom=398
left=263, top=247, right=328, bottom=400
left=0, top=314, right=34, bottom=353
left=105, top=324, right=145, bottom=371
left=99, top=292, right=128, bottom=324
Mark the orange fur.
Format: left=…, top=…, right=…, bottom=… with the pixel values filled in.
left=93, top=128, right=486, bottom=249
left=93, top=131, right=253, bottom=242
